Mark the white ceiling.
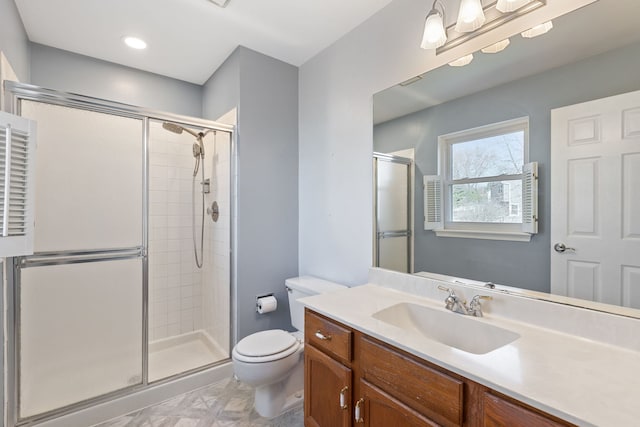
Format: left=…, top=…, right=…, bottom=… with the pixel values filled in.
left=14, top=0, right=394, bottom=84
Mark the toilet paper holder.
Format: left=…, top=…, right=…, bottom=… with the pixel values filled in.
left=256, top=293, right=276, bottom=313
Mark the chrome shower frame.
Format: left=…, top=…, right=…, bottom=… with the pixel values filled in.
left=2, top=82, right=237, bottom=427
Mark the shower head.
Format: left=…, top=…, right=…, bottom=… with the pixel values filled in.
left=162, top=122, right=200, bottom=138
left=162, top=122, right=185, bottom=134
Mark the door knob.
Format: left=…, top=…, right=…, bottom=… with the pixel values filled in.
left=554, top=243, right=575, bottom=253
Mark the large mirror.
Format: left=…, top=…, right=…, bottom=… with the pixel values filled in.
left=373, top=0, right=640, bottom=312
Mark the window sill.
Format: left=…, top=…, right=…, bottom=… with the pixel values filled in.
left=433, top=229, right=532, bottom=242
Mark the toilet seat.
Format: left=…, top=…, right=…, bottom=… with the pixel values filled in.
left=233, top=330, right=301, bottom=363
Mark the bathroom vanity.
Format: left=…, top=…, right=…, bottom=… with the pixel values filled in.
left=304, top=309, right=572, bottom=427
left=301, top=269, right=640, bottom=427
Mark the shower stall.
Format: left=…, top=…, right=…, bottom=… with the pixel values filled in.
left=4, top=83, right=234, bottom=426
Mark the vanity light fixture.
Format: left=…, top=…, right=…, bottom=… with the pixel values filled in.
left=448, top=54, right=474, bottom=67
left=481, top=38, right=510, bottom=53
left=521, top=20, right=553, bottom=38
left=421, top=1, right=447, bottom=49
left=455, top=0, right=486, bottom=33
left=496, top=0, right=534, bottom=13
left=123, top=36, right=147, bottom=50
left=420, top=0, right=546, bottom=53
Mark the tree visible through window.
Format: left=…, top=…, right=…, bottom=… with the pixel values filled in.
left=450, top=130, right=524, bottom=223
left=438, top=117, right=529, bottom=232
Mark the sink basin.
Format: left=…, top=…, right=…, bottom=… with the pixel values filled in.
left=372, top=302, right=520, bottom=354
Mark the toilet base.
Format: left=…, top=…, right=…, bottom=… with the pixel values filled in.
left=253, top=358, right=304, bottom=419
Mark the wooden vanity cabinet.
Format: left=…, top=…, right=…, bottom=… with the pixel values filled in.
left=359, top=335, right=464, bottom=426
left=304, top=308, right=575, bottom=427
left=483, top=392, right=574, bottom=427
left=357, top=379, right=438, bottom=427
left=304, top=344, right=352, bottom=427
left=304, top=310, right=353, bottom=427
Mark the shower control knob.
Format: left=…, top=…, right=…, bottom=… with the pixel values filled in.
left=207, top=201, right=219, bottom=222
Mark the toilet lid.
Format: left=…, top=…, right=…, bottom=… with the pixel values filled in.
left=235, top=330, right=297, bottom=357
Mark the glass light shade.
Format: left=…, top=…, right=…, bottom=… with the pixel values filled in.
left=496, top=0, right=534, bottom=13
left=455, top=0, right=486, bottom=33
left=449, top=54, right=474, bottom=67
left=421, top=11, right=447, bottom=49
left=521, top=20, right=553, bottom=38
left=481, top=38, right=510, bottom=53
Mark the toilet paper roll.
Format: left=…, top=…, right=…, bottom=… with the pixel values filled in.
left=256, top=296, right=278, bottom=314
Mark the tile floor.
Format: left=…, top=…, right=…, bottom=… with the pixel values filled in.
left=95, top=376, right=303, bottom=427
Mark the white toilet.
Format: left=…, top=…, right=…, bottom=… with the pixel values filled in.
left=231, top=276, right=347, bottom=418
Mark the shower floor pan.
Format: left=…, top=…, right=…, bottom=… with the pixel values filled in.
left=149, top=330, right=227, bottom=382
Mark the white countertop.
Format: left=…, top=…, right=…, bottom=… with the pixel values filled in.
left=301, top=284, right=640, bottom=427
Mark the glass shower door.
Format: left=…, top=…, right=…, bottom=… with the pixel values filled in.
left=15, top=101, right=144, bottom=422
left=18, top=258, right=143, bottom=418
left=374, top=154, right=412, bottom=273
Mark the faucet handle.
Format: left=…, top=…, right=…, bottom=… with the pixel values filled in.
left=469, top=295, right=493, bottom=317
left=438, top=285, right=467, bottom=313
left=437, top=285, right=455, bottom=310
left=437, top=285, right=454, bottom=295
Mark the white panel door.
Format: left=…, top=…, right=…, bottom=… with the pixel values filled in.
left=551, top=90, right=640, bottom=307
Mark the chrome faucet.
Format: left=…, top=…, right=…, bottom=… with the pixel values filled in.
left=438, top=286, right=493, bottom=317
left=438, top=286, right=469, bottom=315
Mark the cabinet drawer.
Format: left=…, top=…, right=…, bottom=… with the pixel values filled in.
left=360, top=336, right=464, bottom=427
left=305, top=309, right=352, bottom=364
left=483, top=393, right=575, bottom=427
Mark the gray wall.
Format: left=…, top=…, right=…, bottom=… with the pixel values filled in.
left=202, top=48, right=239, bottom=121
left=30, top=44, right=203, bottom=117
left=0, top=0, right=30, bottom=81
left=374, top=41, right=640, bottom=292
left=203, top=47, right=299, bottom=340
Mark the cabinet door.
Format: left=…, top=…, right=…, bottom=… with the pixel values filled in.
left=357, top=379, right=438, bottom=427
left=305, top=344, right=352, bottom=427
left=484, top=393, right=574, bottom=427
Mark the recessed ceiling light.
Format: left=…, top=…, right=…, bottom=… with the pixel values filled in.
left=123, top=36, right=147, bottom=50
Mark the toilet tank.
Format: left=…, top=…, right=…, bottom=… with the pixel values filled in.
left=285, top=276, right=348, bottom=332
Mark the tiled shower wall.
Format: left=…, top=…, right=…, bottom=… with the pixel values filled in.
left=148, top=121, right=230, bottom=352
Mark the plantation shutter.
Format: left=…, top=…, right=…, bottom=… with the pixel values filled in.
left=521, top=161, right=538, bottom=234
left=423, top=175, right=443, bottom=230
left=0, top=111, right=36, bottom=256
